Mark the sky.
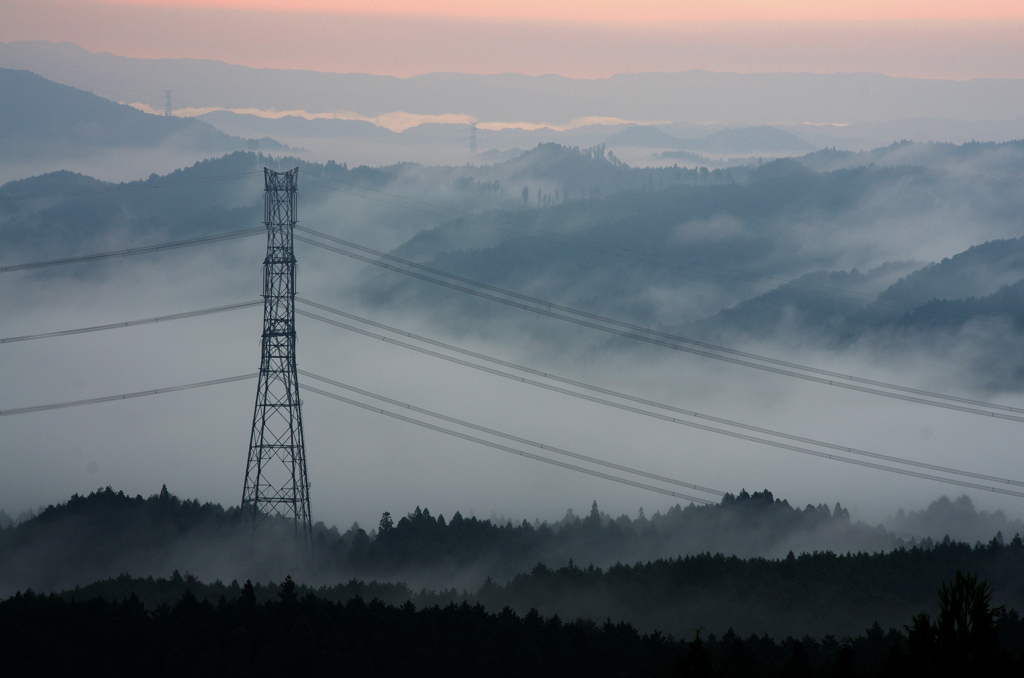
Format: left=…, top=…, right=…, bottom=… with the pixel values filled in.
left=76, top=0, right=1024, bottom=22
left=2, top=1, right=1024, bottom=78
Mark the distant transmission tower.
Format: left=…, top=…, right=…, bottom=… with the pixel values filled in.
left=164, top=90, right=172, bottom=117
left=242, top=167, right=313, bottom=553
left=469, top=123, right=477, bottom=156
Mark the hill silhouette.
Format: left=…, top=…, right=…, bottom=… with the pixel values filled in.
left=3, top=485, right=1022, bottom=639
left=5, top=568, right=1021, bottom=675
left=606, top=125, right=815, bottom=156
left=0, top=68, right=285, bottom=160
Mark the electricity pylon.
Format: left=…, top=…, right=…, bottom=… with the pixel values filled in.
left=242, top=167, right=313, bottom=553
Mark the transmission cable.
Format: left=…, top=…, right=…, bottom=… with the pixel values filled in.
left=302, top=174, right=1010, bottom=322
left=301, top=176, right=896, bottom=303
left=0, top=374, right=257, bottom=417
left=301, top=382, right=714, bottom=505
left=3, top=292, right=1003, bottom=492
left=297, top=298, right=1024, bottom=490
left=0, top=301, right=261, bottom=344
left=0, top=227, right=264, bottom=273
left=296, top=304, right=1024, bottom=497
left=294, top=230, right=1024, bottom=421
left=299, top=368, right=723, bottom=497
left=297, top=225, right=1024, bottom=413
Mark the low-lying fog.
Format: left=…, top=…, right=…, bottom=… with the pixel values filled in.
left=2, top=140, right=1023, bottom=561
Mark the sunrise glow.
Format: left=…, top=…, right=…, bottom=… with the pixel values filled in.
left=96, top=0, right=1024, bottom=23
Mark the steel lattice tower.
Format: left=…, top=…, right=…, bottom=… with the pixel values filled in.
left=242, top=167, right=312, bottom=551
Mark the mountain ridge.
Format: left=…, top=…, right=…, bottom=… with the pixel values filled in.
left=0, top=68, right=287, bottom=160
left=5, top=41, right=1024, bottom=127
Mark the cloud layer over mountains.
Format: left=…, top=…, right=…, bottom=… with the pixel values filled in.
left=1, top=60, right=1023, bottom=541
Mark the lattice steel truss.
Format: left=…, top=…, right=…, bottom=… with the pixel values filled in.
left=242, top=167, right=312, bottom=551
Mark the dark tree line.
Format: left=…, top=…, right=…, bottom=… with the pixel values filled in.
left=1, top=581, right=678, bottom=678
left=48, top=523, right=1024, bottom=640
left=3, top=570, right=1021, bottom=676
left=0, top=487, right=912, bottom=596
left=4, top=486, right=1023, bottom=636
left=334, top=489, right=896, bottom=581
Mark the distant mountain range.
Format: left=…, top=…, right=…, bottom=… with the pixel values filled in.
left=5, top=53, right=1023, bottom=176
left=0, top=68, right=287, bottom=160
left=197, top=110, right=396, bottom=145
left=5, top=40, right=1024, bottom=130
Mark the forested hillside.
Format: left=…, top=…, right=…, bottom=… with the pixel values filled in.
left=7, top=562, right=1022, bottom=675
left=2, top=486, right=1022, bottom=639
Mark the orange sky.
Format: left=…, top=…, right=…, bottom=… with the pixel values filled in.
left=3, top=1, right=1024, bottom=79
left=98, top=0, right=1024, bottom=22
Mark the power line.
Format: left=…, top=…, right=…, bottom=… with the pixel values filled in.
left=294, top=230, right=1024, bottom=421
left=0, top=301, right=261, bottom=344
left=303, top=178, right=909, bottom=313
left=2, top=291, right=1005, bottom=491
left=296, top=298, right=1024, bottom=490
left=301, top=382, right=715, bottom=505
left=299, top=368, right=724, bottom=497
left=302, top=173, right=1012, bottom=323
left=302, top=177, right=863, bottom=299
left=0, top=227, right=264, bottom=273
left=296, top=303, right=1024, bottom=498
left=0, top=374, right=257, bottom=417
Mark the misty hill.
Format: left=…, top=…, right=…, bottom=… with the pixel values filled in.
left=888, top=495, right=1024, bottom=546
left=195, top=109, right=633, bottom=167
left=198, top=109, right=397, bottom=144
left=0, top=151, right=403, bottom=264
left=0, top=144, right=738, bottom=268
left=0, top=154, right=263, bottom=260
left=488, top=142, right=640, bottom=194
left=360, top=149, right=1024, bottom=394
left=607, top=125, right=815, bottom=156
left=787, top=118, right=1024, bottom=153
left=0, top=68, right=285, bottom=160
left=9, top=142, right=1017, bottom=361
left=6, top=143, right=1024, bottom=395
left=604, top=125, right=684, bottom=148
left=3, top=487, right=1023, bottom=642
left=686, top=232, right=1024, bottom=390
left=655, top=147, right=790, bottom=170
left=368, top=160, right=948, bottom=325
left=398, top=141, right=732, bottom=200
left=3, top=485, right=1016, bottom=603
left=798, top=138, right=1024, bottom=173
left=883, top=238, right=1024, bottom=305
left=475, top=147, right=525, bottom=163
left=677, top=126, right=816, bottom=155
left=703, top=237, right=1024, bottom=344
